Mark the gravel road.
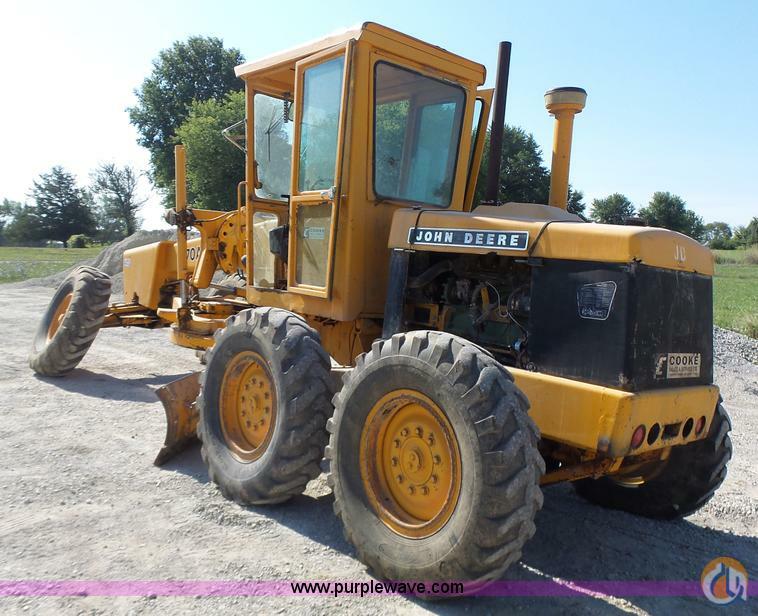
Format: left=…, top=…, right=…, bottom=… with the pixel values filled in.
left=0, top=286, right=756, bottom=615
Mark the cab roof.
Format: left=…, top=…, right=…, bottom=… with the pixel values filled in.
left=234, top=22, right=486, bottom=85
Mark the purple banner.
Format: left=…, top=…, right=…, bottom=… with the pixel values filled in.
left=0, top=579, right=705, bottom=598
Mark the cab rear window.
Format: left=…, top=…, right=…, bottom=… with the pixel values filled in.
left=373, top=62, right=465, bottom=207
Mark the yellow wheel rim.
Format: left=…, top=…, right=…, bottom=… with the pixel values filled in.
left=47, top=292, right=72, bottom=341
left=219, top=351, right=276, bottom=462
left=360, top=389, right=461, bottom=538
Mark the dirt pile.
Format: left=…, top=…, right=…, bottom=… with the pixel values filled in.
left=12, top=229, right=174, bottom=297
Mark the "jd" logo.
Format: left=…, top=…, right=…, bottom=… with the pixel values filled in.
left=674, top=244, right=686, bottom=263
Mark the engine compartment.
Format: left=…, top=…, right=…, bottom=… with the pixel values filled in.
left=404, top=252, right=533, bottom=368
left=402, top=250, right=713, bottom=392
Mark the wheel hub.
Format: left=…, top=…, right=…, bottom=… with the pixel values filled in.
left=360, top=390, right=461, bottom=538
left=219, top=351, right=276, bottom=462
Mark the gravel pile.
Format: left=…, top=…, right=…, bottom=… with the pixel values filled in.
left=10, top=229, right=174, bottom=298
left=714, top=326, right=758, bottom=366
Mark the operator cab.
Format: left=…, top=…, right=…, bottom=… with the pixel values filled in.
left=233, top=23, right=490, bottom=320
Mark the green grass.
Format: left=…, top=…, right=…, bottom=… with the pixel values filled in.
left=713, top=246, right=758, bottom=265
left=0, top=246, right=104, bottom=284
left=713, top=247, right=758, bottom=337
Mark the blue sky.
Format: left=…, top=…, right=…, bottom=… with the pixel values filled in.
left=1, top=0, right=756, bottom=228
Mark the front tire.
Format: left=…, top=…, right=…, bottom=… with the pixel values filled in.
left=29, top=266, right=111, bottom=376
left=197, top=308, right=334, bottom=505
left=326, top=331, right=544, bottom=586
left=573, top=402, right=732, bottom=519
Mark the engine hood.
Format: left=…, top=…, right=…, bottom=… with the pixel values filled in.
left=388, top=203, right=713, bottom=275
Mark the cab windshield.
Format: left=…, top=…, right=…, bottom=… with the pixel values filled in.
left=253, top=92, right=294, bottom=201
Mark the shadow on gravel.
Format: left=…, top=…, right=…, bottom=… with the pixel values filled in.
left=159, top=442, right=210, bottom=485
left=33, top=368, right=196, bottom=403
left=259, top=493, right=356, bottom=557
left=166, top=449, right=357, bottom=557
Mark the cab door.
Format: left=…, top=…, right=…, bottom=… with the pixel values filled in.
left=288, top=42, right=353, bottom=298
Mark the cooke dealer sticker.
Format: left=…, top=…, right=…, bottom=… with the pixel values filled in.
left=655, top=353, right=701, bottom=379
left=409, top=227, right=529, bottom=250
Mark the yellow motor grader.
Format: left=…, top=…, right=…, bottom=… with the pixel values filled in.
left=30, top=23, right=731, bottom=587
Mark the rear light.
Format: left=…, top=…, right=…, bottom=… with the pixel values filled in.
left=695, top=415, right=707, bottom=435
left=630, top=425, right=646, bottom=449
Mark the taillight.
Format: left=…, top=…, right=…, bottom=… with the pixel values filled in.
left=630, top=425, right=646, bottom=449
left=695, top=415, right=707, bottom=436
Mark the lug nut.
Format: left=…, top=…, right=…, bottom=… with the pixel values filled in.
left=401, top=428, right=409, bottom=437
left=391, top=457, right=399, bottom=467
left=427, top=434, right=435, bottom=445
left=408, top=486, right=415, bottom=495
left=415, top=426, right=423, bottom=437
left=430, top=475, right=438, bottom=484
left=393, top=439, right=401, bottom=448
left=421, top=486, right=429, bottom=495
left=433, top=455, right=442, bottom=464
left=396, top=474, right=404, bottom=484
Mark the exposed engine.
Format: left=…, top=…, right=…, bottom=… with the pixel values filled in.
left=404, top=252, right=532, bottom=367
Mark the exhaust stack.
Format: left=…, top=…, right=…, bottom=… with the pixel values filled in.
left=544, top=87, right=587, bottom=209
left=483, top=41, right=512, bottom=205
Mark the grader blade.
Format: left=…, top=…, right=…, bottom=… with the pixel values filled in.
left=154, top=372, right=201, bottom=466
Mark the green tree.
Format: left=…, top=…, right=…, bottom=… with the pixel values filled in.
left=703, top=221, right=733, bottom=249
left=0, top=199, right=38, bottom=245
left=566, top=188, right=586, bottom=217
left=91, top=163, right=145, bottom=240
left=0, top=199, right=12, bottom=244
left=175, top=91, right=246, bottom=211
left=128, top=36, right=244, bottom=201
left=475, top=126, right=585, bottom=215
left=30, top=167, right=96, bottom=247
left=3, top=205, right=41, bottom=245
left=733, top=217, right=758, bottom=247
left=590, top=193, right=636, bottom=224
left=638, top=191, right=705, bottom=240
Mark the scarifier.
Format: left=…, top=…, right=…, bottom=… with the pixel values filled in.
left=31, top=23, right=731, bottom=589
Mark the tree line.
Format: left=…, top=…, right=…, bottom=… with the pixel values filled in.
left=589, top=192, right=757, bottom=249
left=0, top=164, right=144, bottom=247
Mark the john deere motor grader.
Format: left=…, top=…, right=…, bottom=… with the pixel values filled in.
left=30, top=23, right=731, bottom=587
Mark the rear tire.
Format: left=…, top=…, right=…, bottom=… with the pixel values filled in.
left=197, top=307, right=334, bottom=505
left=573, top=402, right=732, bottom=519
left=29, top=266, right=111, bottom=376
left=326, top=331, right=544, bottom=587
